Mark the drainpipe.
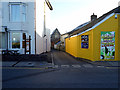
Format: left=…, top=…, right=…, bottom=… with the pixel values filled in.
left=34, top=0, right=36, bottom=54
left=5, top=27, right=8, bottom=51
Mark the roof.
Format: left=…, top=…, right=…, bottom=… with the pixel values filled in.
left=67, top=22, right=90, bottom=34
left=51, top=28, right=61, bottom=36
left=55, top=41, right=61, bottom=45
left=67, top=6, right=120, bottom=37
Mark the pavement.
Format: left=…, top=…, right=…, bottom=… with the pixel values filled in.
left=1, top=52, right=53, bottom=69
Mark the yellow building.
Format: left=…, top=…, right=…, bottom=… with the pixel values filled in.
left=65, top=6, right=120, bottom=61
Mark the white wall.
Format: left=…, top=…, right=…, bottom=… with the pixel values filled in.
left=1, top=0, right=35, bottom=54
left=36, top=0, right=44, bottom=54
left=36, top=0, right=52, bottom=54
left=1, top=0, right=52, bottom=54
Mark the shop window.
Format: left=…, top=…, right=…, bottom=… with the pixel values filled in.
left=0, top=32, right=6, bottom=49
left=9, top=2, right=26, bottom=22
left=12, top=33, right=20, bottom=48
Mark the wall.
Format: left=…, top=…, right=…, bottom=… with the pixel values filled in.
left=36, top=0, right=44, bottom=54
left=77, top=30, right=93, bottom=60
left=36, top=0, right=51, bottom=54
left=1, top=1, right=35, bottom=54
left=93, top=14, right=119, bottom=61
left=117, top=14, right=120, bottom=61
left=65, top=13, right=120, bottom=61
left=66, top=36, right=78, bottom=57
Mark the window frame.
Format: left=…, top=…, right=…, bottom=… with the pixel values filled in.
left=9, top=2, right=27, bottom=22
left=9, top=31, right=22, bottom=50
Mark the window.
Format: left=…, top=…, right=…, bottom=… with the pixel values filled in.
left=10, top=2, right=26, bottom=22
left=0, top=32, right=6, bottom=49
left=12, top=33, right=20, bottom=48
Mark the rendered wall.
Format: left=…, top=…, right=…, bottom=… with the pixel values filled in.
left=93, top=14, right=119, bottom=61
left=65, top=13, right=120, bottom=61
left=77, top=30, right=93, bottom=60
left=1, top=1, right=35, bottom=54
left=65, top=36, right=78, bottom=57
left=118, top=14, right=120, bottom=60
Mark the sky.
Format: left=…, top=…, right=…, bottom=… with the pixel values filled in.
left=48, top=0, right=120, bottom=34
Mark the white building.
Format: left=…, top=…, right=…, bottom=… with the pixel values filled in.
left=0, top=0, right=53, bottom=54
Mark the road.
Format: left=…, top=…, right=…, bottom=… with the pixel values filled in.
left=2, top=50, right=119, bottom=89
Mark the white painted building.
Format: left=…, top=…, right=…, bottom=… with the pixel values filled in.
left=0, top=0, right=53, bottom=54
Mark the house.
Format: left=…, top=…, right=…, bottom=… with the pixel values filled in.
left=56, top=33, right=69, bottom=51
left=65, top=6, right=120, bottom=61
left=0, top=0, right=53, bottom=54
left=51, top=28, right=61, bottom=49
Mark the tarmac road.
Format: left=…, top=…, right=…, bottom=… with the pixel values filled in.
left=2, top=50, right=120, bottom=89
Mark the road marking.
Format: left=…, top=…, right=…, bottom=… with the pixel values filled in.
left=54, top=65, right=59, bottom=68
left=106, top=67, right=120, bottom=69
left=72, top=65, right=81, bottom=68
left=97, top=66, right=105, bottom=68
left=83, top=64, right=93, bottom=68
left=61, top=65, right=70, bottom=68
left=1, top=67, right=54, bottom=70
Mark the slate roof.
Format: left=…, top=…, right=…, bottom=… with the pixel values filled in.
left=67, top=6, right=120, bottom=37
left=51, top=28, right=61, bottom=36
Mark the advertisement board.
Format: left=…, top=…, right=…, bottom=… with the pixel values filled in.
left=100, top=31, right=115, bottom=59
left=81, top=35, right=89, bottom=48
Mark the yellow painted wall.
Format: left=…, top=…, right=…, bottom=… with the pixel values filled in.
left=77, top=30, right=93, bottom=60
left=65, top=13, right=120, bottom=61
left=93, top=14, right=119, bottom=61
left=65, top=36, right=78, bottom=57
left=118, top=14, right=120, bottom=60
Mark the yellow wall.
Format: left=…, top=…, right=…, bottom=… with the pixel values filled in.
left=118, top=14, right=120, bottom=60
left=77, top=30, right=93, bottom=60
left=93, top=14, right=119, bottom=61
left=65, top=36, right=78, bottom=57
left=65, top=13, right=120, bottom=61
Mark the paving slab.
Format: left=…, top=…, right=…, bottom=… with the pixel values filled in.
left=2, top=61, right=17, bottom=67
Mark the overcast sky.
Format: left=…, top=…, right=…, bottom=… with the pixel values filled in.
left=49, top=0, right=119, bottom=34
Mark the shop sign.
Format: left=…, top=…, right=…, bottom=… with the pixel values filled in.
left=100, top=31, right=115, bottom=59
left=81, top=35, right=89, bottom=48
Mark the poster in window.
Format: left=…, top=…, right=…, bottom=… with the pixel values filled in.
left=81, top=35, right=88, bottom=48
left=100, top=31, right=115, bottom=60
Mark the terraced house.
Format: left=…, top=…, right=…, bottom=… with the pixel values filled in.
left=0, top=0, right=53, bottom=54
left=65, top=6, right=120, bottom=61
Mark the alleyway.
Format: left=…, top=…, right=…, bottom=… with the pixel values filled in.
left=52, top=50, right=96, bottom=68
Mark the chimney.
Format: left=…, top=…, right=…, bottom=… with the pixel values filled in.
left=91, top=13, right=97, bottom=21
